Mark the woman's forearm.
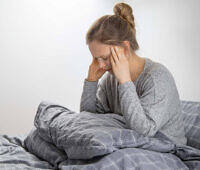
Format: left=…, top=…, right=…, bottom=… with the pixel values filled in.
left=80, top=79, right=99, bottom=113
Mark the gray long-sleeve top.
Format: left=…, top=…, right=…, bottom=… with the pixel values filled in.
left=80, top=57, right=187, bottom=145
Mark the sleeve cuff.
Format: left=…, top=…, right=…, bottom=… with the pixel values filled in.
left=84, top=78, right=99, bottom=87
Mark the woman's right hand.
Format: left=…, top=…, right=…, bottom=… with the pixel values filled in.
left=86, top=58, right=106, bottom=82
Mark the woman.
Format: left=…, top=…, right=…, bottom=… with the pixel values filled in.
left=80, top=2, right=187, bottom=145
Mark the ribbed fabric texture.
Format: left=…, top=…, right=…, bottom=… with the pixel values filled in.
left=80, top=57, right=187, bottom=145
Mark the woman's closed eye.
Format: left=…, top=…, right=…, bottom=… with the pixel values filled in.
left=98, top=57, right=108, bottom=61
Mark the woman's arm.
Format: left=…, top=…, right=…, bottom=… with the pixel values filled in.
left=80, top=78, right=111, bottom=113
left=118, top=74, right=169, bottom=137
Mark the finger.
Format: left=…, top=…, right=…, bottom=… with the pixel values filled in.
left=113, top=46, right=121, bottom=61
left=92, top=57, right=97, bottom=63
left=111, top=46, right=119, bottom=63
left=92, top=58, right=101, bottom=69
left=110, top=46, right=115, bottom=63
left=99, top=68, right=106, bottom=73
left=115, top=46, right=125, bottom=61
left=92, top=59, right=98, bottom=68
left=110, top=50, right=115, bottom=66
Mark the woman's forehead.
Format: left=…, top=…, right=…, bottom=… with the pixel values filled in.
left=89, top=42, right=111, bottom=58
left=96, top=51, right=111, bottom=59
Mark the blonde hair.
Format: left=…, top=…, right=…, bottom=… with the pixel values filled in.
left=86, top=2, right=139, bottom=51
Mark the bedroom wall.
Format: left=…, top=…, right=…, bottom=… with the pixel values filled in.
left=0, top=0, right=199, bottom=135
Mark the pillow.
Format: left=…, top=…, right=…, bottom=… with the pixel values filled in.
left=34, top=101, right=175, bottom=159
left=24, top=127, right=67, bottom=168
left=181, top=100, right=200, bottom=149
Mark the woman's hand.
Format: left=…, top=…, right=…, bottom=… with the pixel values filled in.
left=110, top=45, right=132, bottom=84
left=87, top=57, right=106, bottom=81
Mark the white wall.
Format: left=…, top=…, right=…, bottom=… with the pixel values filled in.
left=0, top=0, right=199, bottom=135
left=127, top=0, right=200, bottom=102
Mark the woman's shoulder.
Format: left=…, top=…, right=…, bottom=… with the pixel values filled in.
left=142, top=59, right=178, bottom=96
left=144, top=59, right=175, bottom=84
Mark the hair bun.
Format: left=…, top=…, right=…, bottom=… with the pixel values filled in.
left=113, top=2, right=135, bottom=29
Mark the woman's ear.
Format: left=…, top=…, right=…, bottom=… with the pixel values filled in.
left=123, top=41, right=130, bottom=49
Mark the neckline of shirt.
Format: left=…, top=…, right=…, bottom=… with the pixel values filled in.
left=133, top=57, right=152, bottom=85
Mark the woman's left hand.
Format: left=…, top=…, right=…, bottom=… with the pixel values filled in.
left=110, top=45, right=132, bottom=84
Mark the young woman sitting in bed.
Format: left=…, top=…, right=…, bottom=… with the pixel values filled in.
left=80, top=2, right=187, bottom=145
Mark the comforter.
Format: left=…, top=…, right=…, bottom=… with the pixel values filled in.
left=0, top=100, right=200, bottom=170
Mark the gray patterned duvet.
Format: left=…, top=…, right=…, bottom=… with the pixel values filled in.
left=0, top=100, right=200, bottom=170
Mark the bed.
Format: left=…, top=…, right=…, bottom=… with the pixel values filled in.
left=0, top=100, right=200, bottom=170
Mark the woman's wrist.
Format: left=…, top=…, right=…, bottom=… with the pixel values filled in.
left=86, top=78, right=98, bottom=82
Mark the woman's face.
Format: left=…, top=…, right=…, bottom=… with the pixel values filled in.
left=89, top=40, right=113, bottom=73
